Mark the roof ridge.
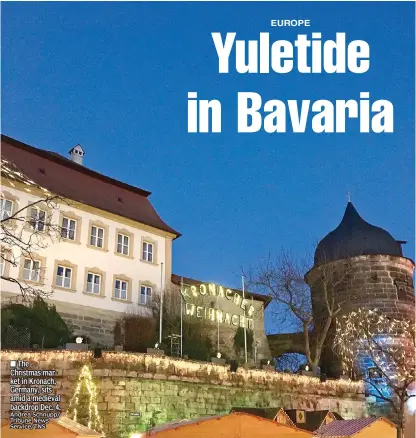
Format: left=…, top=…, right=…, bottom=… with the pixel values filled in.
left=1, top=135, right=181, bottom=237
left=1, top=134, right=152, bottom=198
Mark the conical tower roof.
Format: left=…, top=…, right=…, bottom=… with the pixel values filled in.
left=314, top=202, right=402, bottom=265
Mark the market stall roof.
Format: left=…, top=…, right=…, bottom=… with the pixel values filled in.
left=284, top=410, right=343, bottom=432
left=231, top=407, right=293, bottom=424
left=147, top=412, right=312, bottom=437
left=313, top=417, right=396, bottom=437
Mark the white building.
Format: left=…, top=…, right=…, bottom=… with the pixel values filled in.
left=1, top=135, right=271, bottom=358
left=1, top=135, right=179, bottom=345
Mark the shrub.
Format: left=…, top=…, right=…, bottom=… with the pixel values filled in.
left=182, top=320, right=213, bottom=361
left=121, top=315, right=157, bottom=352
left=1, top=297, right=72, bottom=348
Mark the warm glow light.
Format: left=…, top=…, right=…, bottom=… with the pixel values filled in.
left=130, top=434, right=143, bottom=438
left=217, top=352, right=222, bottom=359
left=1, top=350, right=363, bottom=398
left=334, top=308, right=415, bottom=403
left=76, top=337, right=83, bottom=344
left=67, top=364, right=104, bottom=435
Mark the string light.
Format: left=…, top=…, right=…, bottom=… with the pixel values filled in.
left=1, top=350, right=362, bottom=396
left=66, top=364, right=105, bottom=435
left=334, top=308, right=415, bottom=386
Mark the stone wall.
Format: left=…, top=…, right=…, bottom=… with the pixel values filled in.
left=2, top=291, right=120, bottom=347
left=306, top=255, right=415, bottom=323
left=1, top=351, right=366, bottom=437
left=305, top=255, right=415, bottom=377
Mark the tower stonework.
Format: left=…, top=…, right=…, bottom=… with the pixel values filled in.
left=305, top=202, right=415, bottom=376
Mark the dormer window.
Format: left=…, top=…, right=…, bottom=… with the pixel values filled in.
left=68, top=144, right=85, bottom=165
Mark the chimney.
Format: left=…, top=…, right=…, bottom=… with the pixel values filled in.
left=68, top=144, right=85, bottom=165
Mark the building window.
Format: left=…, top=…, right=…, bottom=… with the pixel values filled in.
left=140, top=285, right=152, bottom=305
left=90, top=226, right=104, bottom=248
left=56, top=265, right=72, bottom=289
left=30, top=207, right=46, bottom=232
left=0, top=199, right=13, bottom=220
left=1, top=250, right=12, bottom=279
left=117, top=233, right=129, bottom=256
left=23, top=259, right=41, bottom=282
left=86, top=272, right=101, bottom=294
left=142, top=242, right=153, bottom=262
left=61, top=217, right=77, bottom=240
left=114, top=279, right=128, bottom=300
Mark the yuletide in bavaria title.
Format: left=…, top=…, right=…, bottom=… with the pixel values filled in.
left=187, top=32, right=394, bottom=134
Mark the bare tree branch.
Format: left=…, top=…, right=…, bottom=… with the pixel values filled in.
left=334, top=308, right=415, bottom=436
left=1, top=158, right=70, bottom=300
left=244, top=249, right=353, bottom=373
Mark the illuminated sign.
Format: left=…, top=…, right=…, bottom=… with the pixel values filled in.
left=180, top=283, right=255, bottom=329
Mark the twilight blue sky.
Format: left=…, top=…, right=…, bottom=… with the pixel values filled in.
left=2, top=2, right=414, bottom=332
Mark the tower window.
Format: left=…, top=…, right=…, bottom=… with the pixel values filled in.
left=394, top=279, right=407, bottom=301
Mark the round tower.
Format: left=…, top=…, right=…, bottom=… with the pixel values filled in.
left=305, top=202, right=415, bottom=376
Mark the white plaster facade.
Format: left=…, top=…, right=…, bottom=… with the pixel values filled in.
left=1, top=135, right=270, bottom=352
left=1, top=184, right=174, bottom=316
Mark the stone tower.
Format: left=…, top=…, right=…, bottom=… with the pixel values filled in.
left=305, top=201, right=415, bottom=377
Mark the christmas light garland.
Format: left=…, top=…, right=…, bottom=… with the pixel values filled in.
left=66, top=364, right=105, bottom=435
left=334, top=308, right=415, bottom=385
left=1, top=350, right=362, bottom=396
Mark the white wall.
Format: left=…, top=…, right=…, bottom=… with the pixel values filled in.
left=1, top=185, right=171, bottom=315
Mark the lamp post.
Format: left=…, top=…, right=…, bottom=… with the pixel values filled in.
left=242, top=275, right=248, bottom=364
left=180, top=277, right=184, bottom=357
left=159, top=263, right=164, bottom=344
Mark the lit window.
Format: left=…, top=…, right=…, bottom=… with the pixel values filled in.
left=114, top=279, right=127, bottom=300
left=117, top=234, right=129, bottom=256
left=0, top=199, right=13, bottom=220
left=56, top=265, right=72, bottom=289
left=86, top=272, right=101, bottom=294
left=140, top=285, right=152, bottom=305
left=142, top=242, right=153, bottom=262
left=23, top=259, right=41, bottom=282
left=90, top=226, right=104, bottom=248
left=61, top=217, right=77, bottom=240
left=30, top=207, right=46, bottom=231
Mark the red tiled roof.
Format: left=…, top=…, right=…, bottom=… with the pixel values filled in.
left=313, top=417, right=382, bottom=437
left=171, top=273, right=272, bottom=307
left=1, top=135, right=180, bottom=237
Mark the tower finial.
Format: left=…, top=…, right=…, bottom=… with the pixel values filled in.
left=346, top=191, right=351, bottom=203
